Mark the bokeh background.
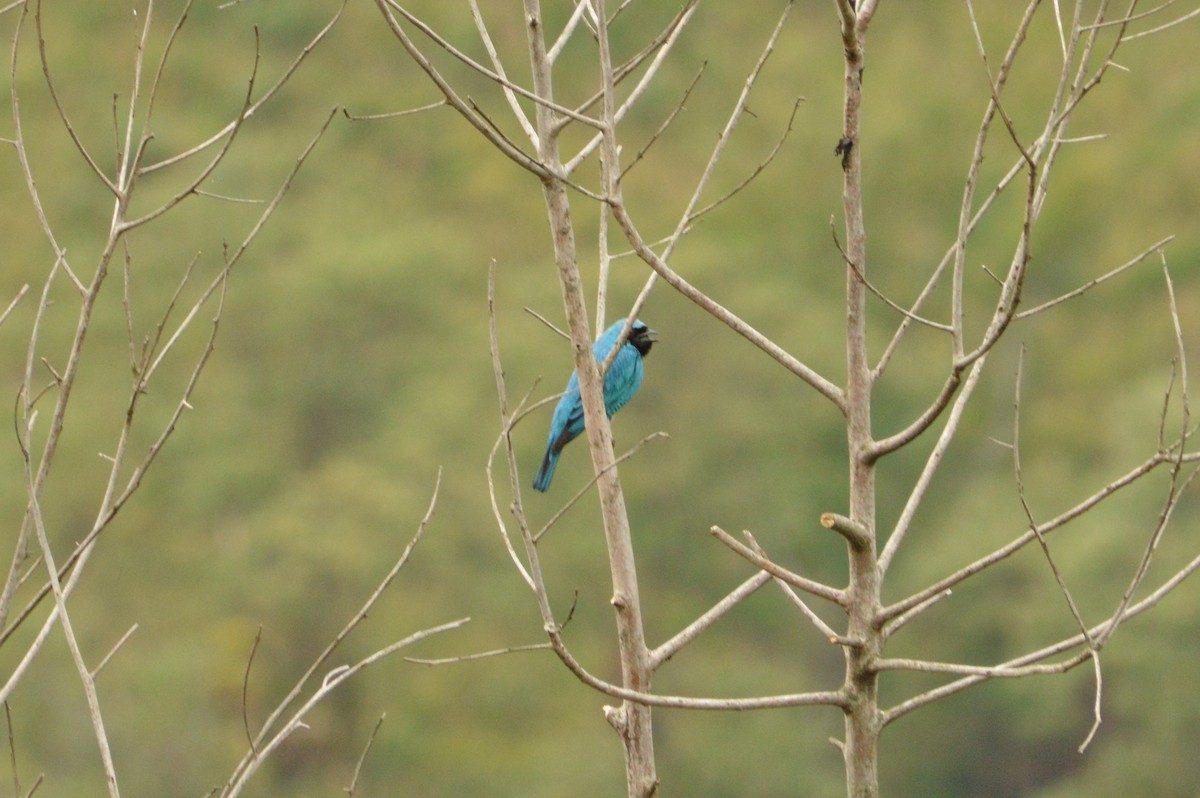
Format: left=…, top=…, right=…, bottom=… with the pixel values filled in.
left=2, top=1, right=1199, bottom=795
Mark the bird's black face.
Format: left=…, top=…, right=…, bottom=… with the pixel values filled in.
left=630, top=323, right=657, bottom=356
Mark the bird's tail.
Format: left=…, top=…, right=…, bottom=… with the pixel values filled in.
left=532, top=449, right=558, bottom=492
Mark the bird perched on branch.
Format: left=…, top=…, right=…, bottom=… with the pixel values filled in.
left=532, top=319, right=657, bottom=492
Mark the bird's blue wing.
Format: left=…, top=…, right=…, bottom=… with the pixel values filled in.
left=545, top=370, right=584, bottom=455
left=533, top=372, right=582, bottom=492
left=603, top=344, right=644, bottom=417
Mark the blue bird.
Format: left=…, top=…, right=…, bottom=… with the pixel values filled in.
left=532, top=319, right=657, bottom=492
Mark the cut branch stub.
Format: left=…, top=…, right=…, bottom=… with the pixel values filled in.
left=821, top=512, right=869, bottom=551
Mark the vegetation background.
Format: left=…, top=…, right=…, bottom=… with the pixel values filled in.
left=2, top=1, right=1198, bottom=795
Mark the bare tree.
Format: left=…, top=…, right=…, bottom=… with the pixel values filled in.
left=0, top=1, right=464, bottom=794
left=366, top=1, right=1200, bottom=796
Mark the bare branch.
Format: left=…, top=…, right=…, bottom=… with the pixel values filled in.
left=223, top=469, right=445, bottom=792
left=737, top=531, right=850, bottom=644
left=342, top=99, right=446, bottom=121
left=545, top=623, right=849, bottom=711
left=89, top=624, right=138, bottom=680
left=533, top=432, right=667, bottom=543
left=624, top=1, right=792, bottom=248
left=880, top=443, right=1200, bottom=625
left=486, top=260, right=537, bottom=590
left=1016, top=236, right=1174, bottom=319
left=619, top=63, right=705, bottom=180
left=142, top=0, right=346, bottom=173
left=344, top=714, right=386, bottom=798
left=9, top=6, right=84, bottom=294
left=1124, top=4, right=1200, bottom=38
left=1091, top=261, right=1196, bottom=653
left=138, top=0, right=194, bottom=140
left=883, top=529, right=1200, bottom=727
left=880, top=588, right=952, bottom=641
left=0, top=284, right=29, bottom=329
left=1010, top=345, right=1103, bottom=746
left=376, top=0, right=601, bottom=130
left=1081, top=0, right=1189, bottom=31
left=33, top=0, right=119, bottom=194
left=25, top=428, right=120, bottom=796
left=950, top=0, right=1040, bottom=360
left=875, top=651, right=1092, bottom=679
left=1011, top=348, right=1094, bottom=643
left=546, top=0, right=591, bottom=63
left=648, top=571, right=771, bottom=669
left=405, top=641, right=551, bottom=666
left=710, top=526, right=846, bottom=606
left=240, top=626, right=263, bottom=758
left=119, top=26, right=262, bottom=231
left=772, top=574, right=853, bottom=645
left=222, top=617, right=470, bottom=798
left=612, top=202, right=844, bottom=409
left=468, top=0, right=538, bottom=147
left=687, top=96, right=804, bottom=223
left=562, top=1, right=700, bottom=174
left=832, top=220, right=952, bottom=334
left=867, top=369, right=967, bottom=463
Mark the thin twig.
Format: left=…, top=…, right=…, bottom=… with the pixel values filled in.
left=615, top=0, right=795, bottom=293
left=1081, top=0, right=1186, bottom=31
left=534, top=432, right=667, bottom=543
left=546, top=0, right=591, bottom=63
left=880, top=588, right=952, bottom=641
left=877, top=360, right=988, bottom=576
left=241, top=626, right=263, bottom=758
left=120, top=26, right=263, bottom=231
left=0, top=285, right=29, bottom=328
left=1124, top=5, right=1200, bottom=38
left=541, top=620, right=849, bottom=711
left=648, top=571, right=771, bottom=669
left=344, top=714, right=385, bottom=797
left=222, top=469, right=445, bottom=793
left=10, top=5, right=84, bottom=294
left=1011, top=345, right=1102, bottom=749
left=5, top=702, right=19, bottom=798
left=1090, top=258, right=1195, bottom=655
left=883, top=533, right=1200, bottom=727
left=524, top=306, right=570, bottom=340
left=831, top=221, right=951, bottom=333
left=687, top=96, right=805, bottom=223
left=342, top=99, right=446, bottom=121
left=710, top=526, right=846, bottom=606
left=1016, top=236, right=1172, bottom=318
left=142, top=0, right=346, bottom=173
left=880, top=442, right=1200, bottom=625
left=741, top=532, right=849, bottom=644
left=486, top=260, right=537, bottom=590
left=377, top=0, right=601, bottom=129
left=468, top=0, right=538, bottom=147
left=561, top=1, right=700, bottom=172
left=90, top=624, right=139, bottom=679
left=619, top=63, right=706, bottom=180
left=612, top=202, right=844, bottom=409
left=405, top=641, right=551, bottom=665
left=223, top=618, right=470, bottom=798
left=34, top=0, right=119, bottom=195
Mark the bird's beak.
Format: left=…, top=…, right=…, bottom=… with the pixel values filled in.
left=645, top=327, right=659, bottom=343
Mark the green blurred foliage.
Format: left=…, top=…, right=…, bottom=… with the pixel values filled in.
left=1, top=1, right=1198, bottom=796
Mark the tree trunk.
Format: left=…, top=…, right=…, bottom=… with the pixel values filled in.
left=838, top=6, right=882, bottom=796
